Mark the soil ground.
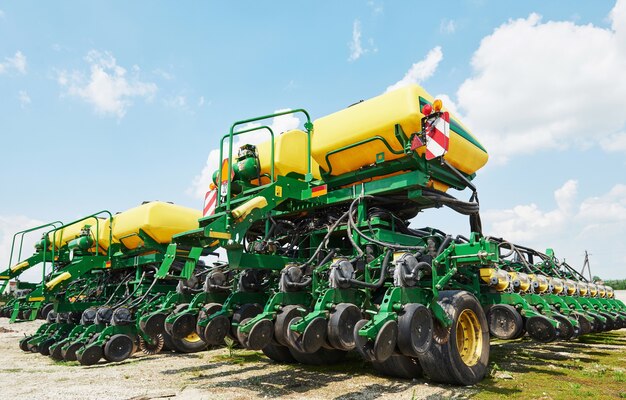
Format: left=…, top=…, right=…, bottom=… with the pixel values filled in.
left=0, top=318, right=624, bottom=400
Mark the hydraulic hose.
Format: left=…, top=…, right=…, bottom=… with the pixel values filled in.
left=348, top=196, right=425, bottom=251
left=345, top=249, right=393, bottom=289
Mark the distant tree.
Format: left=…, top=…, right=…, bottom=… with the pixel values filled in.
left=592, top=275, right=602, bottom=283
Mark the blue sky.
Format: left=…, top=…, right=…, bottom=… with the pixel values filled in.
left=1, top=1, right=625, bottom=280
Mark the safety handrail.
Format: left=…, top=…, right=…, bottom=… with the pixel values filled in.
left=220, top=109, right=313, bottom=211
left=44, top=210, right=113, bottom=284
left=8, top=221, right=63, bottom=269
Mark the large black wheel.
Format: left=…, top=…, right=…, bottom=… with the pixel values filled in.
left=288, top=347, right=347, bottom=365
left=262, top=342, right=296, bottom=363
left=372, top=354, right=423, bottom=379
left=104, top=334, right=135, bottom=362
left=486, top=304, right=524, bottom=340
left=419, top=291, right=490, bottom=386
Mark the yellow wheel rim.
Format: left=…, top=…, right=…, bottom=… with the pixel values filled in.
left=455, top=309, right=483, bottom=366
left=184, top=332, right=202, bottom=343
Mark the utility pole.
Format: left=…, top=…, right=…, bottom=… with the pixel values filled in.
left=581, top=250, right=593, bottom=282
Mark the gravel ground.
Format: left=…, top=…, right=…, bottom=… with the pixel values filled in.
left=0, top=319, right=460, bottom=400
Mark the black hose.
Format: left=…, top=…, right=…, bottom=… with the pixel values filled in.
left=348, top=196, right=425, bottom=251
left=346, top=249, right=392, bottom=289
left=436, top=235, right=452, bottom=256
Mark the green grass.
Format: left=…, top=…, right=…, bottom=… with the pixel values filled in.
left=471, top=330, right=626, bottom=400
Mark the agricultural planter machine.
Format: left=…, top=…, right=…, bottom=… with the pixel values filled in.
left=3, top=202, right=211, bottom=365
left=3, top=84, right=624, bottom=385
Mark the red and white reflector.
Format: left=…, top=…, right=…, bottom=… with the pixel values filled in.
left=203, top=189, right=217, bottom=217
left=425, top=111, right=450, bottom=161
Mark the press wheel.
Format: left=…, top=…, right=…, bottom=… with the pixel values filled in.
left=486, top=304, right=524, bottom=340
left=327, top=303, right=361, bottom=351
left=397, top=303, right=433, bottom=356
left=104, top=334, right=134, bottom=362
left=526, top=315, right=557, bottom=343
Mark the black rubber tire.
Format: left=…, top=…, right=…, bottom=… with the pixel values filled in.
left=39, top=338, right=55, bottom=356
left=553, top=314, right=576, bottom=340
left=77, top=345, right=103, bottom=366
left=262, top=342, right=297, bottom=363
left=164, top=303, right=190, bottom=337
left=49, top=343, right=64, bottom=361
left=288, top=347, right=347, bottom=365
left=104, top=334, right=134, bottom=362
left=162, top=331, right=177, bottom=351
left=327, top=303, right=361, bottom=351
left=418, top=291, right=490, bottom=386
left=526, top=315, right=558, bottom=343
left=372, top=355, right=423, bottom=379
left=354, top=319, right=375, bottom=362
left=38, top=303, right=54, bottom=320
left=572, top=312, right=592, bottom=335
left=19, top=336, right=32, bottom=352
left=141, top=312, right=167, bottom=337
left=274, top=305, right=304, bottom=347
left=63, top=341, right=84, bottom=361
left=598, top=312, right=615, bottom=331
left=486, top=304, right=524, bottom=340
left=397, top=303, right=433, bottom=356
left=231, top=304, right=263, bottom=339
left=169, top=333, right=208, bottom=353
left=196, top=303, right=223, bottom=337
left=244, top=319, right=274, bottom=350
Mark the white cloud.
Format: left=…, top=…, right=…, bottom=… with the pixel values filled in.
left=57, top=50, right=157, bottom=118
left=198, top=96, right=205, bottom=107
left=440, top=19, right=456, bottom=34
left=483, top=180, right=626, bottom=278
left=0, top=9, right=5, bottom=19
left=367, top=1, right=384, bottom=16
left=164, top=95, right=186, bottom=109
left=188, top=109, right=302, bottom=199
left=347, top=20, right=378, bottom=62
left=456, top=1, right=626, bottom=162
left=600, top=131, right=626, bottom=153
left=0, top=51, right=27, bottom=75
left=0, top=215, right=46, bottom=288
left=348, top=20, right=365, bottom=61
left=484, top=180, right=578, bottom=242
left=386, top=46, right=443, bottom=92
left=153, top=68, right=174, bottom=80
left=18, top=90, right=31, bottom=108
